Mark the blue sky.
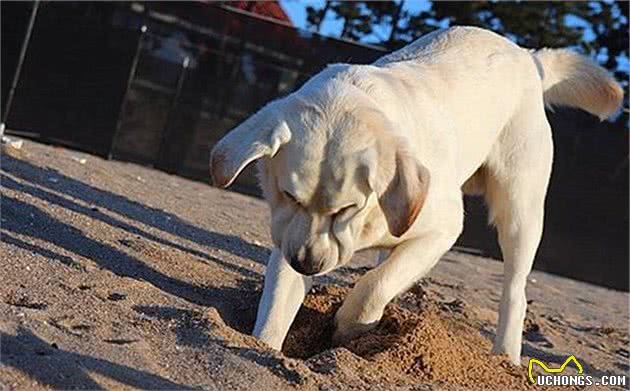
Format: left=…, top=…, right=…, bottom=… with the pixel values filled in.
left=281, top=0, right=594, bottom=43
left=278, top=0, right=628, bottom=74
left=280, top=0, right=431, bottom=43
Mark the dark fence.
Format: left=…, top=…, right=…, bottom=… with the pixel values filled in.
left=1, top=2, right=628, bottom=290
left=2, top=2, right=140, bottom=155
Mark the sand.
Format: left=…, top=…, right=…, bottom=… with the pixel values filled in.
left=1, top=140, right=628, bottom=390
left=284, top=285, right=558, bottom=390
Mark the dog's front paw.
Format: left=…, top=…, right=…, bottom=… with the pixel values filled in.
left=252, top=324, right=285, bottom=351
left=332, top=306, right=382, bottom=345
left=491, top=339, right=522, bottom=366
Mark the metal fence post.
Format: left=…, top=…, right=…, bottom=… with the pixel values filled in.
left=1, top=1, right=40, bottom=133
left=156, top=55, right=190, bottom=172
left=108, top=24, right=147, bottom=159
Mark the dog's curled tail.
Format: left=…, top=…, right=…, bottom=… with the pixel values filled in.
left=533, top=48, right=623, bottom=120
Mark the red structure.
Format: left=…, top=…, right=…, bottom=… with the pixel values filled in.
left=223, top=1, right=293, bottom=25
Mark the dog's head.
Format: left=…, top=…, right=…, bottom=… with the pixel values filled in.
left=210, top=84, right=429, bottom=276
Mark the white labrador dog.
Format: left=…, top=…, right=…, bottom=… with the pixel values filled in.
left=210, top=26, right=622, bottom=365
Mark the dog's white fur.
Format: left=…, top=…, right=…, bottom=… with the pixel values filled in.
left=210, top=26, right=623, bottom=365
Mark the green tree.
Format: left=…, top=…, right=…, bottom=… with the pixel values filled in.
left=585, top=1, right=628, bottom=83
left=306, top=1, right=400, bottom=41
left=398, top=1, right=593, bottom=48
left=306, top=1, right=331, bottom=33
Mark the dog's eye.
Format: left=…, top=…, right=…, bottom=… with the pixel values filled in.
left=283, top=191, right=299, bottom=204
left=334, top=204, right=356, bottom=217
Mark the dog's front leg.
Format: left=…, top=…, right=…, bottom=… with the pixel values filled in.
left=252, top=248, right=312, bottom=350
left=334, top=226, right=460, bottom=343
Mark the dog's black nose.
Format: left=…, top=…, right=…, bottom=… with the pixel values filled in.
left=289, top=256, right=321, bottom=276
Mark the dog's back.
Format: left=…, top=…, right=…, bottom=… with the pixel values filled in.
left=377, top=25, right=623, bottom=121
left=374, top=26, right=518, bottom=67
left=370, top=26, right=622, bottom=184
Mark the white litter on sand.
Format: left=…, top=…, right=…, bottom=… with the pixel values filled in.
left=70, top=156, right=87, bottom=164
left=1, top=135, right=23, bottom=150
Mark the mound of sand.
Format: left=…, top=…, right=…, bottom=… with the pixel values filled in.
left=283, top=285, right=561, bottom=390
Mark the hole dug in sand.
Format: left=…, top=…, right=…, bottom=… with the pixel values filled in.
left=283, top=285, right=540, bottom=390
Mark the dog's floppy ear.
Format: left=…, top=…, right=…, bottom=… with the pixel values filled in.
left=374, top=148, right=430, bottom=238
left=210, top=100, right=291, bottom=188
left=358, top=108, right=431, bottom=237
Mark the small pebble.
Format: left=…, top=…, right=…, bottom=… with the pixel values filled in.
left=107, top=292, right=127, bottom=301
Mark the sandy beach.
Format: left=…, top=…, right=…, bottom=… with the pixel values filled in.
left=1, top=140, right=628, bottom=390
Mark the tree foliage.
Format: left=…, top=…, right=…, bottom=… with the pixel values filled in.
left=307, top=1, right=402, bottom=41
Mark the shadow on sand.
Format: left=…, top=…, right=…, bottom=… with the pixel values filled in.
left=1, top=327, right=197, bottom=390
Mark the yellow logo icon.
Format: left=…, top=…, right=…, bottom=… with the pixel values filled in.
left=528, top=355, right=584, bottom=384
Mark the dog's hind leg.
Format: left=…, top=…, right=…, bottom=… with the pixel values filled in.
left=485, top=108, right=553, bottom=365
left=253, top=248, right=312, bottom=350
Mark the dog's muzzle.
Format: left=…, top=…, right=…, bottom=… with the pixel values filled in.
left=287, top=246, right=326, bottom=276
left=289, top=256, right=324, bottom=276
